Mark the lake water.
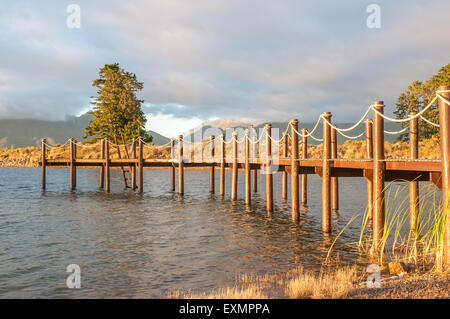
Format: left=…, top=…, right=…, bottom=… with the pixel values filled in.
left=0, top=167, right=438, bottom=298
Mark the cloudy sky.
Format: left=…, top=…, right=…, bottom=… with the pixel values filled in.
left=0, top=0, right=449, bottom=137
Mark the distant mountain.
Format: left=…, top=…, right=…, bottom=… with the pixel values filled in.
left=183, top=120, right=404, bottom=144
left=0, top=113, right=170, bottom=148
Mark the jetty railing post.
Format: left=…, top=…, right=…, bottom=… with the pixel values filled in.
left=301, top=128, right=308, bottom=207
left=322, top=112, right=332, bottom=233
left=265, top=124, right=273, bottom=212
left=409, top=112, right=419, bottom=232
left=231, top=132, right=238, bottom=201
left=131, top=138, right=137, bottom=190
left=170, top=138, right=175, bottom=192
left=138, top=137, right=144, bottom=193
left=291, top=119, right=299, bottom=222
left=105, top=138, right=110, bottom=193
left=253, top=137, right=258, bottom=193
left=331, top=127, right=339, bottom=211
left=365, top=119, right=373, bottom=220
left=70, top=138, right=75, bottom=191
left=437, top=85, right=450, bottom=268
left=245, top=130, right=251, bottom=205
left=220, top=134, right=225, bottom=197
left=282, top=132, right=288, bottom=200
left=41, top=138, right=46, bottom=190
left=178, top=135, right=184, bottom=195
left=372, top=101, right=386, bottom=250
left=100, top=139, right=105, bottom=189
left=209, top=135, right=215, bottom=193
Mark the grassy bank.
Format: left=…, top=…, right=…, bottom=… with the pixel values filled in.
left=0, top=137, right=441, bottom=167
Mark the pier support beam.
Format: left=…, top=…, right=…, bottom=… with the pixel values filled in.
left=301, top=129, right=308, bottom=207
left=178, top=135, right=184, bottom=195
left=331, top=127, right=339, bottom=212
left=220, top=134, right=225, bottom=197
left=138, top=137, right=144, bottom=193
left=438, top=85, right=450, bottom=269
left=265, top=124, right=273, bottom=212
left=100, top=139, right=105, bottom=189
left=231, top=132, right=238, bottom=201
left=105, top=138, right=110, bottom=193
left=41, top=138, right=46, bottom=190
left=209, top=136, right=215, bottom=193
left=170, top=139, right=175, bottom=191
left=253, top=138, right=258, bottom=193
left=373, top=101, right=385, bottom=250
left=409, top=112, right=419, bottom=232
left=291, top=119, right=299, bottom=222
left=365, top=119, right=373, bottom=220
left=131, top=138, right=137, bottom=190
left=245, top=130, right=251, bottom=205
left=282, top=132, right=288, bottom=200
left=322, top=113, right=332, bottom=233
left=70, top=138, right=76, bottom=191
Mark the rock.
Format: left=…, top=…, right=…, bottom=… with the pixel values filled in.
left=388, top=262, right=417, bottom=275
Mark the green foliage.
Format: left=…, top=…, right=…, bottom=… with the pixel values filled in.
left=84, top=63, right=152, bottom=143
left=394, top=63, right=450, bottom=141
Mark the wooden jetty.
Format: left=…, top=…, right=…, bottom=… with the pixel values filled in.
left=40, top=86, right=450, bottom=267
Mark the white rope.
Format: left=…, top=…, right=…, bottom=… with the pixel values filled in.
left=308, top=135, right=323, bottom=142
left=419, top=115, right=440, bottom=128
left=322, top=105, right=372, bottom=133
left=384, top=127, right=408, bottom=135
left=43, top=139, right=71, bottom=149
left=75, top=141, right=102, bottom=148
left=289, top=116, right=322, bottom=138
left=337, top=130, right=365, bottom=139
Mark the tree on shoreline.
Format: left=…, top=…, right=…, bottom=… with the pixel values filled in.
left=394, top=63, right=450, bottom=141
left=84, top=63, right=152, bottom=144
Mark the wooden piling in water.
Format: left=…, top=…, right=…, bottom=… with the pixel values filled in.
left=409, top=112, right=419, bottom=232
left=282, top=132, right=288, bottom=200
left=209, top=136, right=215, bottom=193
left=220, top=134, right=225, bottom=197
left=190, top=141, right=194, bottom=163
left=170, top=138, right=175, bottom=192
left=245, top=130, right=251, bottom=205
left=365, top=119, right=373, bottom=220
left=178, top=135, right=184, bottom=195
left=231, top=132, right=238, bottom=201
left=138, top=137, right=144, bottom=193
left=372, top=101, right=385, bottom=250
left=253, top=137, right=258, bottom=193
left=100, top=139, right=105, bottom=189
left=437, top=85, right=450, bottom=269
left=331, top=127, right=339, bottom=211
left=301, top=129, right=308, bottom=207
left=291, top=119, right=299, bottom=222
left=322, top=113, right=332, bottom=233
left=265, top=124, right=273, bottom=212
left=70, top=138, right=76, bottom=191
left=105, top=138, right=110, bottom=193
left=41, top=138, right=46, bottom=190
left=131, top=138, right=137, bottom=190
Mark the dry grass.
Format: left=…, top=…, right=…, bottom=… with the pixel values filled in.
left=168, top=286, right=268, bottom=299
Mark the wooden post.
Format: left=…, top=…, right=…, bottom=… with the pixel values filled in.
left=253, top=137, right=258, bottom=193
left=190, top=141, right=194, bottom=163
left=41, top=138, right=46, bottom=190
left=291, top=119, right=299, bottom=222
left=100, top=139, right=105, bottom=189
left=409, top=112, right=419, bottom=232
left=322, top=112, right=332, bottom=233
left=209, top=135, right=215, bottom=193
left=301, top=129, right=308, bottom=207
left=245, top=130, right=251, bottom=205
left=73, top=139, right=77, bottom=189
left=138, top=137, right=144, bottom=193
left=372, top=101, right=385, bottom=250
left=220, top=134, right=225, bottom=197
left=282, top=132, right=288, bottom=200
left=331, top=127, right=339, bottom=211
left=437, top=85, right=450, bottom=268
left=131, top=138, right=137, bottom=190
left=105, top=138, right=110, bottom=193
left=70, top=138, right=75, bottom=191
left=265, top=124, right=273, bottom=212
left=365, top=119, right=373, bottom=220
left=231, top=132, right=238, bottom=201
left=178, top=135, right=184, bottom=195
left=170, top=138, right=175, bottom=191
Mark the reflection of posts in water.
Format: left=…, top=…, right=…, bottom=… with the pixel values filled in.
left=265, top=124, right=273, bottom=213
left=365, top=119, right=373, bottom=221
left=282, top=132, right=288, bottom=201
left=322, top=112, right=332, bottom=233
left=301, top=128, right=308, bottom=208
left=409, top=112, right=419, bottom=232
left=244, top=130, right=251, bottom=206
left=331, top=127, right=339, bottom=212
left=290, top=119, right=299, bottom=222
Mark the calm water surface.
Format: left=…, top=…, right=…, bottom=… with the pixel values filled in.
left=0, top=167, right=437, bottom=298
